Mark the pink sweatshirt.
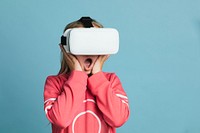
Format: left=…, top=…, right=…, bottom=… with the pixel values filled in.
left=44, top=71, right=130, bottom=133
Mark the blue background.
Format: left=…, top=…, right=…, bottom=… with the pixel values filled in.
left=0, top=0, right=200, bottom=132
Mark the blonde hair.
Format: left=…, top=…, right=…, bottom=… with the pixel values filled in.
left=58, top=19, right=103, bottom=75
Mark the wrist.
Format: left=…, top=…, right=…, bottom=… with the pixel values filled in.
left=92, top=68, right=101, bottom=74
left=74, top=65, right=82, bottom=71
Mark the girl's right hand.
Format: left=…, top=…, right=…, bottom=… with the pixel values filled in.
left=59, top=44, right=82, bottom=71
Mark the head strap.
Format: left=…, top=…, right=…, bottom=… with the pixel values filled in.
left=78, top=17, right=93, bottom=28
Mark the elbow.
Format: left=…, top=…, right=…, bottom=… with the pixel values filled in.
left=107, top=116, right=129, bottom=128
left=111, top=122, right=124, bottom=128
left=53, top=120, right=69, bottom=129
left=110, top=118, right=127, bottom=127
left=45, top=108, right=75, bottom=129
left=46, top=115, right=70, bottom=129
left=107, top=111, right=130, bottom=127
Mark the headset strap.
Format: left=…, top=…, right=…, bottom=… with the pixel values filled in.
left=61, top=36, right=66, bottom=45
left=78, top=17, right=93, bottom=28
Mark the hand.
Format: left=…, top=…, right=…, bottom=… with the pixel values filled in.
left=59, top=44, right=82, bottom=71
left=92, top=55, right=110, bottom=74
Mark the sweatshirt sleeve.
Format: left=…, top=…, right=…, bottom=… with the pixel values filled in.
left=87, top=72, right=130, bottom=127
left=43, top=71, right=88, bottom=128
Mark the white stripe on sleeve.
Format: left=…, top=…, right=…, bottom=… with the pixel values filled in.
left=45, top=105, right=53, bottom=114
left=116, top=94, right=128, bottom=99
left=44, top=98, right=56, bottom=104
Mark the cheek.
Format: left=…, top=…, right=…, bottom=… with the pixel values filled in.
left=76, top=56, right=84, bottom=64
left=78, top=59, right=85, bottom=67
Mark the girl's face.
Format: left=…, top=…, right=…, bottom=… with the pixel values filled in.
left=75, top=55, right=99, bottom=74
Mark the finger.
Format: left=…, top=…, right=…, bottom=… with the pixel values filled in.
left=103, top=55, right=110, bottom=60
left=59, top=45, right=73, bottom=61
left=59, top=44, right=67, bottom=55
left=67, top=53, right=78, bottom=63
left=59, top=45, right=74, bottom=64
left=65, top=53, right=73, bottom=63
left=100, top=55, right=110, bottom=62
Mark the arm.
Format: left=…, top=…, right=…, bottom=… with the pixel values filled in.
left=44, top=71, right=88, bottom=128
left=87, top=72, right=130, bottom=127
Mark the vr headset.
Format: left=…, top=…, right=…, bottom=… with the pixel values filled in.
left=61, top=17, right=119, bottom=55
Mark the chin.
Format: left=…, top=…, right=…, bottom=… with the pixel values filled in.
left=85, top=70, right=92, bottom=75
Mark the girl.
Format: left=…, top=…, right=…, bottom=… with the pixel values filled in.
left=44, top=17, right=130, bottom=133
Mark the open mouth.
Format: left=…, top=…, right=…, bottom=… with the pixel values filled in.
left=84, top=58, right=93, bottom=68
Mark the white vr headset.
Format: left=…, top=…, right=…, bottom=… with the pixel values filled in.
left=61, top=28, right=119, bottom=55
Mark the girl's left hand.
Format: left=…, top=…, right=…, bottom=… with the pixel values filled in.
left=92, top=55, right=110, bottom=74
